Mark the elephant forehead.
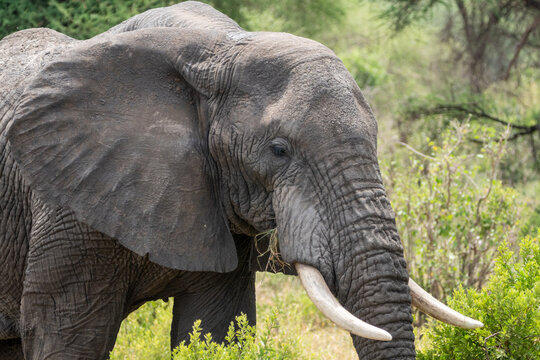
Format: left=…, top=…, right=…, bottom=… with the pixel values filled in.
left=225, top=33, right=378, bottom=145
left=261, top=61, right=378, bottom=142
left=232, top=32, right=338, bottom=92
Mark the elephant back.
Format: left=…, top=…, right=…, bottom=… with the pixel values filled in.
left=102, top=1, right=243, bottom=37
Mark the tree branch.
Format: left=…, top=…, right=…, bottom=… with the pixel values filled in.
left=410, top=103, right=540, bottom=142
left=507, top=127, right=539, bottom=140
left=455, top=0, right=472, bottom=44
left=467, top=128, right=537, bottom=142
left=503, top=11, right=540, bottom=80
left=411, top=104, right=532, bottom=130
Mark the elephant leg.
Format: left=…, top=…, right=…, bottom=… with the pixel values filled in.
left=0, top=339, right=24, bottom=360
left=21, top=285, right=125, bottom=360
left=21, top=205, right=129, bottom=360
left=170, top=270, right=256, bottom=348
left=170, top=234, right=256, bottom=349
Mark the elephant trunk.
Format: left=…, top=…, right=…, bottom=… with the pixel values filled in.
left=276, top=183, right=416, bottom=358
left=340, top=240, right=416, bottom=359
left=288, top=184, right=482, bottom=358
left=331, top=193, right=415, bottom=359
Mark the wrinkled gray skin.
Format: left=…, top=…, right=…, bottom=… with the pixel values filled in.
left=0, top=2, right=414, bottom=359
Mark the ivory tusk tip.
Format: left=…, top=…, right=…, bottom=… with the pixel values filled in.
left=352, top=328, right=392, bottom=341
left=464, top=319, right=483, bottom=329
left=475, top=321, right=484, bottom=328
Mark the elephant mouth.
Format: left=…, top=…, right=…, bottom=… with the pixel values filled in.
left=295, top=263, right=483, bottom=342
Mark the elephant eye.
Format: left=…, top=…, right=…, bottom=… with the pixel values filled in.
left=269, top=139, right=289, bottom=158
left=270, top=144, right=287, bottom=157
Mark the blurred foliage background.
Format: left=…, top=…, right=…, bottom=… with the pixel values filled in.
left=2, top=0, right=539, bottom=358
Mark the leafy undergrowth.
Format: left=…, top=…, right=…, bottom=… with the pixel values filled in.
left=417, top=234, right=540, bottom=359
left=172, top=314, right=299, bottom=359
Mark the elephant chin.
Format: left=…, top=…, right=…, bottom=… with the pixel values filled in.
left=295, top=263, right=483, bottom=341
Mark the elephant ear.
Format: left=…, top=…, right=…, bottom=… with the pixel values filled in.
left=8, top=28, right=238, bottom=272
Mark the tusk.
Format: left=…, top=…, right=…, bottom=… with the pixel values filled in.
left=295, top=263, right=392, bottom=341
left=409, top=278, right=483, bottom=329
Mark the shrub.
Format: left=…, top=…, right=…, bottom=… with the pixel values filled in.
left=109, top=273, right=356, bottom=359
left=382, top=123, right=522, bottom=308
left=172, top=313, right=301, bottom=360
left=0, top=0, right=178, bottom=40
left=417, top=233, right=540, bottom=359
left=109, top=300, right=308, bottom=359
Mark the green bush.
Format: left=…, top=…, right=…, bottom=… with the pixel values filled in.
left=417, top=233, right=540, bottom=359
left=109, top=297, right=308, bottom=359
left=172, top=313, right=301, bottom=360
left=0, top=0, right=179, bottom=39
left=382, top=123, right=521, bottom=304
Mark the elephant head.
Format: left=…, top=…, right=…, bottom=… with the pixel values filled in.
left=7, top=2, right=481, bottom=358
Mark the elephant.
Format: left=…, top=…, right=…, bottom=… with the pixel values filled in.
left=0, top=1, right=482, bottom=359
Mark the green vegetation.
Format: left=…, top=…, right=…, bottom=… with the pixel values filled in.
left=110, top=274, right=357, bottom=359
left=0, top=0, right=174, bottom=39
left=109, top=274, right=355, bottom=359
left=383, top=124, right=521, bottom=304
left=172, top=314, right=300, bottom=359
left=3, top=0, right=539, bottom=358
left=417, top=233, right=540, bottom=359
left=0, top=0, right=343, bottom=39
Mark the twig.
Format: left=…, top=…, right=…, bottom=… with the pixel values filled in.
left=254, top=228, right=290, bottom=273
left=398, top=142, right=436, bottom=160
left=484, top=332, right=500, bottom=360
